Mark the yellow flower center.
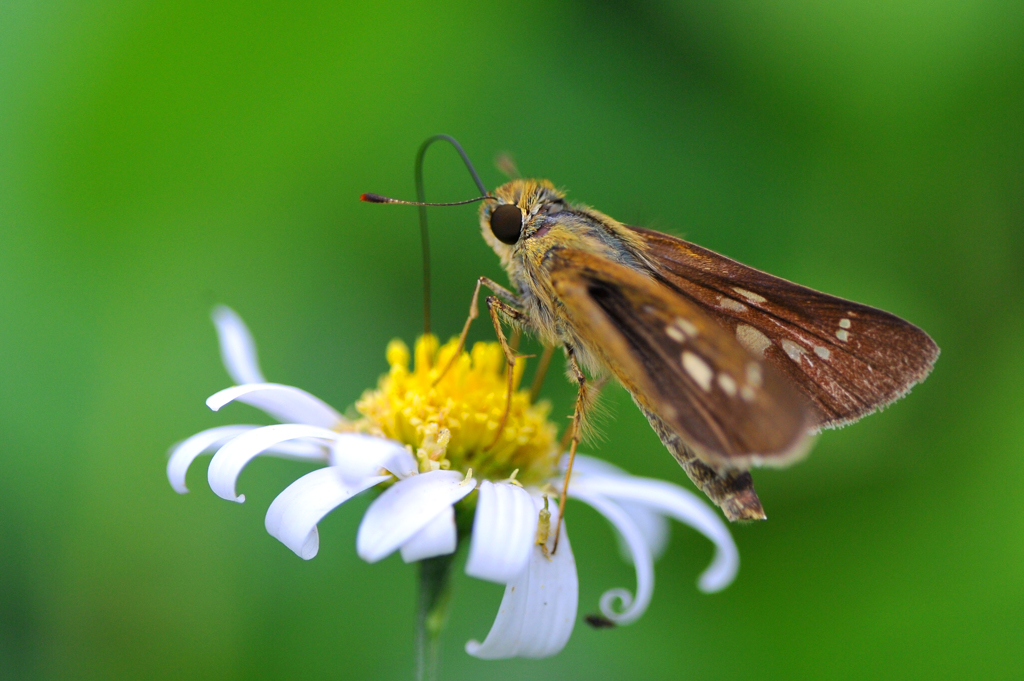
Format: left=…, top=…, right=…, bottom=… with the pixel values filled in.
left=353, top=335, right=559, bottom=486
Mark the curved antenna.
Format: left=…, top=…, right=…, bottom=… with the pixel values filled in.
left=363, top=135, right=489, bottom=338
left=417, top=135, right=488, bottom=199
left=414, top=135, right=487, bottom=337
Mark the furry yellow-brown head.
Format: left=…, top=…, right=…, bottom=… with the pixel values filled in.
left=479, top=179, right=649, bottom=274
left=478, top=179, right=567, bottom=265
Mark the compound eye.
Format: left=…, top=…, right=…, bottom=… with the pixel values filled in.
left=489, top=204, right=524, bottom=245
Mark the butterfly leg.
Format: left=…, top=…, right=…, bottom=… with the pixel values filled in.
left=483, top=296, right=528, bottom=450
left=557, top=374, right=608, bottom=452
left=639, top=405, right=766, bottom=522
left=552, top=346, right=588, bottom=554
left=434, top=276, right=522, bottom=385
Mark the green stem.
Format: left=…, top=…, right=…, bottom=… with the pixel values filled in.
left=415, top=553, right=456, bottom=681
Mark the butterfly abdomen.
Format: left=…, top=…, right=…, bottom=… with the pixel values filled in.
left=637, top=403, right=766, bottom=521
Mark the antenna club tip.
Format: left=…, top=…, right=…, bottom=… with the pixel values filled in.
left=360, top=193, right=389, bottom=203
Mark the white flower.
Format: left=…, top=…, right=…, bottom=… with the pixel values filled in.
left=168, top=307, right=740, bottom=659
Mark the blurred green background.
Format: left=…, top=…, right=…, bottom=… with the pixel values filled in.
left=2, top=1, right=1021, bottom=679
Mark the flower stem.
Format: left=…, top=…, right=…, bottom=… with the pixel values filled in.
left=415, top=553, right=456, bottom=681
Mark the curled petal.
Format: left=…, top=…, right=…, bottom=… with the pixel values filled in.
left=569, top=484, right=654, bottom=625
left=207, top=384, right=343, bottom=428
left=168, top=426, right=327, bottom=494
left=356, top=471, right=475, bottom=563
left=208, top=424, right=339, bottom=502
left=465, top=481, right=538, bottom=584
left=570, top=474, right=738, bottom=592
left=330, top=433, right=418, bottom=482
left=265, top=467, right=389, bottom=560
left=212, top=306, right=266, bottom=385
left=615, top=500, right=670, bottom=562
left=466, top=496, right=578, bottom=659
left=168, top=425, right=256, bottom=494
left=565, top=455, right=669, bottom=560
left=399, top=506, right=457, bottom=563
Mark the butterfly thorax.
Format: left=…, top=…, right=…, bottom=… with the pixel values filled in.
left=479, top=179, right=654, bottom=374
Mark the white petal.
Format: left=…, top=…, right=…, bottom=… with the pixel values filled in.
left=265, top=467, right=389, bottom=560
left=212, top=305, right=266, bottom=385
left=563, top=455, right=670, bottom=561
left=167, top=425, right=256, bottom=494
left=615, top=500, right=670, bottom=562
left=563, top=453, right=630, bottom=478
left=168, top=426, right=328, bottom=495
left=256, top=438, right=332, bottom=460
left=330, top=433, right=419, bottom=482
left=465, top=481, right=538, bottom=584
left=207, top=383, right=343, bottom=428
left=466, top=496, right=578, bottom=659
left=570, top=474, right=738, bottom=592
left=208, top=424, right=340, bottom=502
left=569, top=484, right=654, bottom=625
left=356, top=470, right=475, bottom=563
left=399, top=506, right=457, bottom=563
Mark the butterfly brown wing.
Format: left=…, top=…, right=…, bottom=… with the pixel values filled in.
left=546, top=248, right=814, bottom=471
left=627, top=225, right=940, bottom=430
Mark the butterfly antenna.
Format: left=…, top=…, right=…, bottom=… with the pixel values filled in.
left=360, top=194, right=493, bottom=207
left=360, top=135, right=489, bottom=339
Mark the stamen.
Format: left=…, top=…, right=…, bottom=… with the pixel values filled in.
left=536, top=496, right=552, bottom=559
left=503, top=469, right=524, bottom=488
left=354, top=336, right=558, bottom=486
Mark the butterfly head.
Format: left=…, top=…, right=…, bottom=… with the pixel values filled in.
left=480, top=179, right=650, bottom=280
left=479, top=179, right=567, bottom=259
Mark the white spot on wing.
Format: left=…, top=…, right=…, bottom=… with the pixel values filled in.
left=781, top=339, right=806, bottom=362
left=675, top=318, right=699, bottom=338
left=736, top=324, right=771, bottom=357
left=746, top=362, right=763, bottom=387
left=682, top=351, right=714, bottom=392
left=718, top=373, right=737, bottom=396
left=839, top=318, right=851, bottom=329
left=733, top=287, right=767, bottom=304
left=718, top=297, right=748, bottom=313
left=814, top=345, right=831, bottom=360
left=836, top=329, right=850, bottom=342
left=665, top=325, right=685, bottom=343
left=740, top=386, right=756, bottom=402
